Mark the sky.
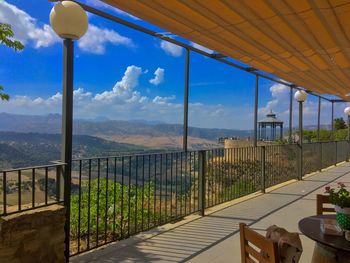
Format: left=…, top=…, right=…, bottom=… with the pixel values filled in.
left=0, top=0, right=348, bottom=130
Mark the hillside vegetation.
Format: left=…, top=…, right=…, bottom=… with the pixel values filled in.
left=0, top=131, right=146, bottom=169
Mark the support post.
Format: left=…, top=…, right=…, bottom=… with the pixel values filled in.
left=289, top=86, right=293, bottom=143
left=298, top=101, right=303, bottom=180
left=280, top=124, right=283, bottom=141
left=331, top=101, right=334, bottom=140
left=183, top=48, right=190, bottom=151
left=348, top=116, right=350, bottom=162
left=261, top=146, right=266, bottom=193
left=198, top=150, right=206, bottom=216
left=253, top=75, right=259, bottom=147
left=317, top=97, right=321, bottom=142
left=61, top=38, right=74, bottom=262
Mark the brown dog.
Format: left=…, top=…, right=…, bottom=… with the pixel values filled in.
left=265, top=225, right=303, bottom=263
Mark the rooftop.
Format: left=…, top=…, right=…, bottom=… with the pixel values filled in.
left=258, top=110, right=284, bottom=124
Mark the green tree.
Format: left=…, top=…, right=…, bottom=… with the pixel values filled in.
left=0, top=23, right=24, bottom=101
left=334, top=117, right=347, bottom=131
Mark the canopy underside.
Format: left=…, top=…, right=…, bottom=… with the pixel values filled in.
left=103, top=0, right=350, bottom=100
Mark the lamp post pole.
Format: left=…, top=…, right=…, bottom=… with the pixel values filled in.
left=299, top=101, right=303, bottom=180
left=61, top=38, right=74, bottom=261
left=50, top=2, right=88, bottom=261
left=294, top=90, right=307, bottom=180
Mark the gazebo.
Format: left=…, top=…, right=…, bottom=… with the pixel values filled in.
left=258, top=110, right=284, bottom=141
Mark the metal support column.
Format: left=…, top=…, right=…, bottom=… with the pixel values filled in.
left=317, top=97, right=321, bottom=142
left=253, top=75, right=259, bottom=147
left=331, top=101, right=334, bottom=140
left=61, top=38, right=74, bottom=262
left=183, top=48, right=190, bottom=151
left=289, top=86, right=293, bottom=143
left=280, top=124, right=283, bottom=140
left=298, top=101, right=303, bottom=180
left=348, top=116, right=350, bottom=161
left=198, top=150, right=206, bottom=216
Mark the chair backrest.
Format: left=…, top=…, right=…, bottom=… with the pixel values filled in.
left=316, top=194, right=335, bottom=215
left=240, top=223, right=279, bottom=263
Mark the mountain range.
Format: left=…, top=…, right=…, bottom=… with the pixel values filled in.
left=0, top=113, right=252, bottom=148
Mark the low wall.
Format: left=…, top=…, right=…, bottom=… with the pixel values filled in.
left=224, top=139, right=276, bottom=148
left=0, top=204, right=65, bottom=263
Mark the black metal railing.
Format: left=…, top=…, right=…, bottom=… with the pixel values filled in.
left=69, top=151, right=200, bottom=255
left=68, top=140, right=350, bottom=255
left=0, top=162, right=65, bottom=216
left=1, top=141, right=349, bottom=256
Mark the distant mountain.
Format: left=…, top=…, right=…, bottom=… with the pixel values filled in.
left=0, top=131, right=146, bottom=169
left=0, top=112, right=252, bottom=142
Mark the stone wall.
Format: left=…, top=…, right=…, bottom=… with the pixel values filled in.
left=0, top=204, right=65, bottom=263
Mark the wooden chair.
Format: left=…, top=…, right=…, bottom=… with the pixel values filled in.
left=316, top=194, right=335, bottom=215
left=240, top=223, right=279, bottom=263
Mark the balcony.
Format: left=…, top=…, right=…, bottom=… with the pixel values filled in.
left=2, top=141, right=349, bottom=262
left=71, top=161, right=350, bottom=263
left=3, top=1, right=350, bottom=262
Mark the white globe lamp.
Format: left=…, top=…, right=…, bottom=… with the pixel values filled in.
left=50, top=1, right=88, bottom=40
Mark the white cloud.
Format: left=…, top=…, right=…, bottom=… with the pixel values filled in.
left=0, top=1, right=134, bottom=54
left=160, top=40, right=183, bottom=57
left=94, top=65, right=144, bottom=102
left=258, top=82, right=349, bottom=127
left=149, top=68, right=165, bottom=85
left=0, top=1, right=60, bottom=48
left=0, top=64, right=258, bottom=129
left=259, top=83, right=290, bottom=116
left=190, top=42, right=213, bottom=54
left=78, top=25, right=135, bottom=54
left=152, top=95, right=175, bottom=104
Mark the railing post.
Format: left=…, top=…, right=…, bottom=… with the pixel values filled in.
left=198, top=150, right=206, bottom=216
left=261, top=146, right=266, bottom=193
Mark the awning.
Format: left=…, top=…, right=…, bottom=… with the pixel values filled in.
left=102, top=0, right=350, bottom=100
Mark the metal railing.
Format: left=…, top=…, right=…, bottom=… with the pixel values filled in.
left=69, top=151, right=200, bottom=255
left=1, top=141, right=349, bottom=256
left=0, top=162, right=65, bottom=216
left=68, top=140, right=350, bottom=255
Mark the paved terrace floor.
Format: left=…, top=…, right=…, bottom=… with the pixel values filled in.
left=72, top=162, right=350, bottom=263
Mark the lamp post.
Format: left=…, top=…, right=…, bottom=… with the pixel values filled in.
left=50, top=1, right=88, bottom=261
left=344, top=107, right=350, bottom=162
left=294, top=90, right=307, bottom=180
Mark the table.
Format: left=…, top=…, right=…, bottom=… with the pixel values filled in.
left=299, top=215, right=350, bottom=263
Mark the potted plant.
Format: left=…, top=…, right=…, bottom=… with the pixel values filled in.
left=325, top=182, right=350, bottom=230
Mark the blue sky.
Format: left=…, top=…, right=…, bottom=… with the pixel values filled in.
left=0, top=0, right=347, bottom=129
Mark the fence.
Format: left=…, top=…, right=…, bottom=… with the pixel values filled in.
left=0, top=162, right=65, bottom=215
left=1, top=141, right=349, bottom=256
